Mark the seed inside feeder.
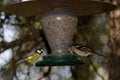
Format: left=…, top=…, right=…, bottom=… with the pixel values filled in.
left=40, top=9, right=78, bottom=54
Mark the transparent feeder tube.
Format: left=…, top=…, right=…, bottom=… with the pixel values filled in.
left=40, top=9, right=78, bottom=54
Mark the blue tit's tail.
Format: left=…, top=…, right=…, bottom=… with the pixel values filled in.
left=16, top=59, right=25, bottom=64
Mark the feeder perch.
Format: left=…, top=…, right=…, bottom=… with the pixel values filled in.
left=0, top=0, right=116, bottom=66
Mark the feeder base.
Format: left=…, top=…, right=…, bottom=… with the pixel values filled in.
left=35, top=55, right=84, bottom=66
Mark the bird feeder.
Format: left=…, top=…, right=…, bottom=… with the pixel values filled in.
left=0, top=0, right=116, bottom=66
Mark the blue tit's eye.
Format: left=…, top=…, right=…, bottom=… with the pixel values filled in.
left=40, top=49, right=44, bottom=52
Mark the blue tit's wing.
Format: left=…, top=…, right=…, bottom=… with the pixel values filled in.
left=16, top=52, right=35, bottom=64
left=25, top=51, right=35, bottom=57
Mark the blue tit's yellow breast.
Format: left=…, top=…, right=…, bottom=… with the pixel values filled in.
left=25, top=53, right=40, bottom=63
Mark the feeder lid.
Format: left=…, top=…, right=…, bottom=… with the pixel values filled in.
left=35, top=55, right=84, bottom=66
left=0, top=0, right=116, bottom=17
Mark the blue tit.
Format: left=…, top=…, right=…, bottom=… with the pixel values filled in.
left=16, top=48, right=45, bottom=65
